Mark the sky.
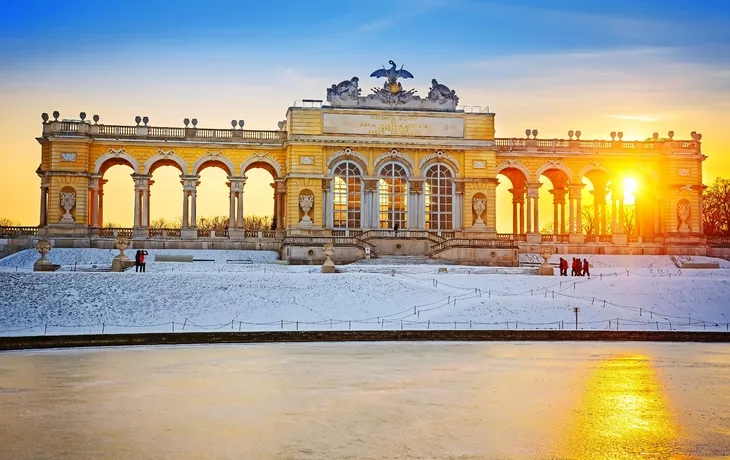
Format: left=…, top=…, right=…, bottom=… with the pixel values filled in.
left=1, top=0, right=729, bottom=231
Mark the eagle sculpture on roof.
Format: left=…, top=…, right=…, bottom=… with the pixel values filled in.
left=370, top=60, right=414, bottom=95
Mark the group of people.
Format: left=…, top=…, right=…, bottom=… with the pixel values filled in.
left=135, top=250, right=149, bottom=273
left=559, top=257, right=590, bottom=277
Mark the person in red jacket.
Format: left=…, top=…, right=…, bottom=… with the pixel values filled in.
left=138, top=250, right=149, bottom=273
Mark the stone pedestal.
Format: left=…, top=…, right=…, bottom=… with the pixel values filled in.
left=228, top=228, right=245, bottom=239
left=133, top=227, right=148, bottom=239
left=322, top=243, right=336, bottom=273
left=33, top=238, right=60, bottom=271
left=181, top=228, right=198, bottom=239
left=526, top=232, right=541, bottom=244
left=537, top=247, right=555, bottom=276
left=111, top=236, right=134, bottom=272
left=611, top=233, right=627, bottom=245
left=569, top=233, right=585, bottom=244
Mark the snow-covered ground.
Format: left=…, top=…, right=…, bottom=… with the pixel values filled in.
left=1, top=249, right=729, bottom=336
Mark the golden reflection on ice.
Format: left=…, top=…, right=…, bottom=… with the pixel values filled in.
left=560, top=354, right=679, bottom=459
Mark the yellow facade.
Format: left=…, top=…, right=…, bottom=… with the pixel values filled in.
left=35, top=88, right=706, bottom=252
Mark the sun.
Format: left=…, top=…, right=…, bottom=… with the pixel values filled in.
left=623, top=178, right=638, bottom=205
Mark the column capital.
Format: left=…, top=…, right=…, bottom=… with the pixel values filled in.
left=409, top=179, right=424, bottom=193
left=454, top=181, right=465, bottom=195
left=321, top=178, right=331, bottom=192
left=180, top=174, right=201, bottom=190
left=549, top=187, right=568, bottom=202
left=364, top=179, right=379, bottom=192
left=131, top=173, right=152, bottom=190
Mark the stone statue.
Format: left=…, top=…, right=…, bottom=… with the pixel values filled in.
left=111, top=236, right=133, bottom=272
left=59, top=191, right=76, bottom=224
left=472, top=197, right=487, bottom=226
left=326, top=77, right=361, bottom=102
left=299, top=194, right=314, bottom=225
left=326, top=60, right=459, bottom=111
left=427, top=79, right=459, bottom=105
left=33, top=238, right=59, bottom=271
left=322, top=242, right=336, bottom=273
left=677, top=201, right=691, bottom=232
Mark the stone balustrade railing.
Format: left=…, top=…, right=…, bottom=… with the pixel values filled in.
left=42, top=120, right=286, bottom=143
left=0, top=226, right=38, bottom=236
left=708, top=236, right=730, bottom=247
left=494, top=137, right=700, bottom=153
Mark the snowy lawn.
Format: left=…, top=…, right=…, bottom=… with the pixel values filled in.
left=1, top=250, right=729, bottom=336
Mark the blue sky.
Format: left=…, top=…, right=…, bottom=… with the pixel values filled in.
left=1, top=0, right=729, bottom=225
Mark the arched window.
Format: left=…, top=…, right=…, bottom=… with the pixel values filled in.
left=425, top=164, right=453, bottom=230
left=333, top=161, right=362, bottom=229
left=379, top=163, right=408, bottom=229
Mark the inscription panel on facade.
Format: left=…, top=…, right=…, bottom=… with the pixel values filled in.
left=323, top=113, right=465, bottom=138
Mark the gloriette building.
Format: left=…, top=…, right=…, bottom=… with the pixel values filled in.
left=5, top=61, right=718, bottom=264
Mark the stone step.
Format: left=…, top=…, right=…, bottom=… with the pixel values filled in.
left=352, top=255, right=457, bottom=265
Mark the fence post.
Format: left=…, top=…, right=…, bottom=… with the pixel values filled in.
left=349, top=321, right=351, bottom=330
left=102, top=322, right=105, bottom=334
left=183, top=318, right=187, bottom=330
left=427, top=320, right=430, bottom=329
left=44, top=324, right=47, bottom=335
left=281, top=319, right=283, bottom=329
left=469, top=320, right=472, bottom=329
left=172, top=322, right=175, bottom=333
left=239, top=321, right=242, bottom=331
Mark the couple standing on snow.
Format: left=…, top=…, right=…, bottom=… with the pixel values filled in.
left=135, top=250, right=148, bottom=273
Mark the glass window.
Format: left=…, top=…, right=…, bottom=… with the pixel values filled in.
left=333, top=161, right=362, bottom=229
left=378, top=163, right=408, bottom=229
left=425, top=164, right=453, bottom=230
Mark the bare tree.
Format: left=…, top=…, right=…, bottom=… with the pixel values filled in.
left=622, top=205, right=636, bottom=236
left=150, top=217, right=182, bottom=229
left=581, top=206, right=597, bottom=235
left=540, top=221, right=554, bottom=234
left=703, top=177, right=730, bottom=236
left=0, top=217, right=19, bottom=227
left=195, top=215, right=273, bottom=231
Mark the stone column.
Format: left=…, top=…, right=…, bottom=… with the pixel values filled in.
left=131, top=174, right=151, bottom=237
left=182, top=191, right=189, bottom=229
left=99, top=180, right=107, bottom=228
left=550, top=188, right=566, bottom=235
left=144, top=181, right=152, bottom=228
left=569, top=184, right=584, bottom=243
left=180, top=175, right=200, bottom=238
left=519, top=199, right=524, bottom=235
left=88, top=175, right=101, bottom=228
left=321, top=178, right=330, bottom=229
left=236, top=190, right=243, bottom=229
left=511, top=198, right=518, bottom=235
left=40, top=186, right=48, bottom=227
left=277, top=180, right=287, bottom=231
left=611, top=184, right=626, bottom=245
left=410, top=180, right=425, bottom=229
left=560, top=201, right=566, bottom=235
left=454, top=181, right=465, bottom=231
left=525, top=183, right=542, bottom=243
left=228, top=185, right=236, bottom=228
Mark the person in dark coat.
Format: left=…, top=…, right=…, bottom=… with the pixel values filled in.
left=134, top=250, right=141, bottom=272
left=393, top=222, right=399, bottom=237
left=139, top=250, right=149, bottom=273
left=583, top=258, right=590, bottom=278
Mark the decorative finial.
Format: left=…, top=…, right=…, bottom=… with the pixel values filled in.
left=41, top=113, right=49, bottom=123
left=134, top=116, right=141, bottom=126
left=142, top=116, right=149, bottom=126
left=525, top=129, right=531, bottom=138
left=695, top=133, right=702, bottom=141
left=183, top=118, right=190, bottom=127
left=668, top=131, right=674, bottom=139
left=653, top=132, right=659, bottom=140
left=52, top=111, right=60, bottom=121
left=531, top=129, right=538, bottom=138
left=191, top=118, right=198, bottom=127
left=93, top=114, right=100, bottom=124
left=79, top=112, right=86, bottom=121
left=277, top=121, right=284, bottom=130
left=238, top=120, right=244, bottom=128
left=610, top=131, right=616, bottom=140
left=575, top=130, right=581, bottom=140
left=568, top=130, right=574, bottom=140
left=617, top=131, right=623, bottom=140
left=231, top=120, right=237, bottom=129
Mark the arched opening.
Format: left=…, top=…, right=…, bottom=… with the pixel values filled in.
left=97, top=160, right=135, bottom=227
left=148, top=161, right=184, bottom=229
left=332, top=161, right=362, bottom=229
left=424, top=163, right=453, bottom=230
left=378, top=162, right=408, bottom=229
left=495, top=167, right=529, bottom=235
left=196, top=161, right=230, bottom=230
left=244, top=162, right=277, bottom=230
left=580, top=170, right=611, bottom=237
left=536, top=168, right=570, bottom=235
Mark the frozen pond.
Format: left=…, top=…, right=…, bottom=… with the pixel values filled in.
left=1, top=342, right=729, bottom=459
